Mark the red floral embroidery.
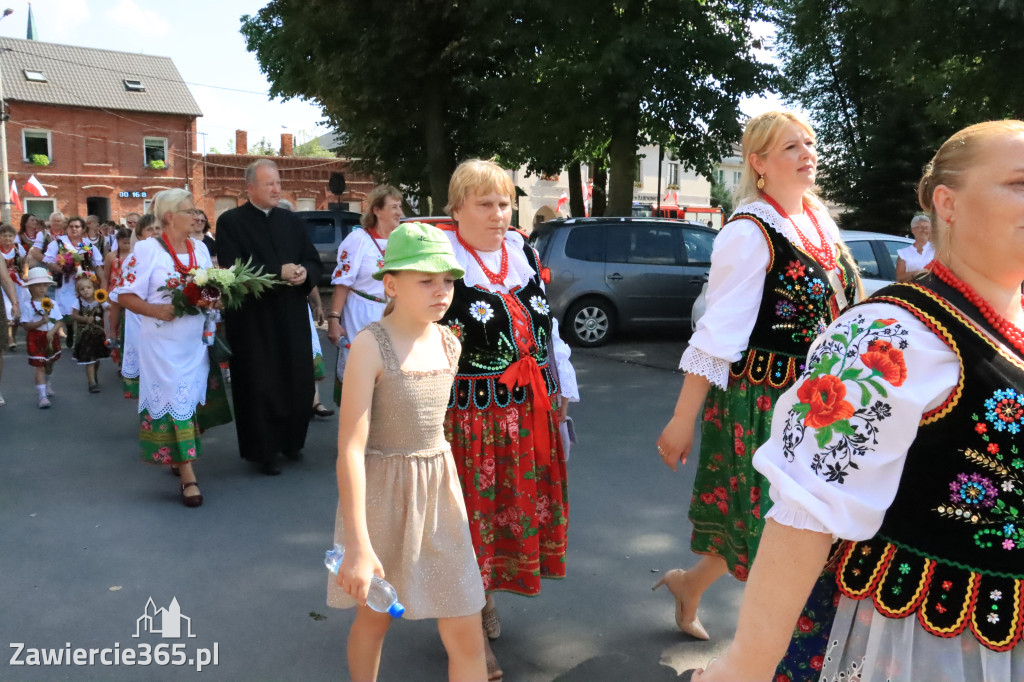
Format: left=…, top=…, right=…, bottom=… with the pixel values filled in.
left=714, top=486, right=728, bottom=500
left=860, top=339, right=907, bottom=387
left=700, top=492, right=715, bottom=504
left=976, top=423, right=988, bottom=434
left=729, top=476, right=738, bottom=492
left=750, top=487, right=761, bottom=503
left=810, top=656, right=824, bottom=671
left=125, top=273, right=136, bottom=284
left=733, top=423, right=744, bottom=439
left=796, top=616, right=814, bottom=633
left=716, top=501, right=729, bottom=515
left=797, top=375, right=855, bottom=428
left=734, top=438, right=746, bottom=455
left=733, top=564, right=748, bottom=580
left=756, top=394, right=772, bottom=412
left=988, top=443, right=1000, bottom=454
left=785, top=261, right=806, bottom=279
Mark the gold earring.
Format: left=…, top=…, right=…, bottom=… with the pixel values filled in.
left=756, top=175, right=765, bottom=190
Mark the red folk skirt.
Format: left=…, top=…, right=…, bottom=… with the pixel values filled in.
left=445, top=395, right=568, bottom=596
left=26, top=329, right=62, bottom=367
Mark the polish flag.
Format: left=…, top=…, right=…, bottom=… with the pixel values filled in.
left=555, top=191, right=568, bottom=214
left=24, top=174, right=47, bottom=197
left=9, top=179, right=21, bottom=212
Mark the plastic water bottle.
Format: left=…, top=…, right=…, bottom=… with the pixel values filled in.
left=324, top=544, right=405, bottom=618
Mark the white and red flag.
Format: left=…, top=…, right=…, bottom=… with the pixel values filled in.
left=9, top=179, right=21, bottom=212
left=24, top=174, right=47, bottom=197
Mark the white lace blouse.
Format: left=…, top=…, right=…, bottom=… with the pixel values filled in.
left=680, top=201, right=844, bottom=389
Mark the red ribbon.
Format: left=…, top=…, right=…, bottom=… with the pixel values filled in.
left=500, top=354, right=551, bottom=415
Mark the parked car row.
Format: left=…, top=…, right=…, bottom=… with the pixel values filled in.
left=530, top=217, right=913, bottom=347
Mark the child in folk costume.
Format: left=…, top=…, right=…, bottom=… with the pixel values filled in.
left=42, top=216, right=104, bottom=349
left=70, top=273, right=110, bottom=393
left=0, top=223, right=26, bottom=350
left=115, top=214, right=160, bottom=400
left=329, top=223, right=486, bottom=682
left=20, top=267, right=64, bottom=408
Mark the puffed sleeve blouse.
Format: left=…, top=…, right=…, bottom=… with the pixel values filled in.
left=752, top=301, right=960, bottom=538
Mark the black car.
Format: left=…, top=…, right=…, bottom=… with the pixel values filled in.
left=296, top=209, right=362, bottom=286
left=530, top=217, right=715, bottom=346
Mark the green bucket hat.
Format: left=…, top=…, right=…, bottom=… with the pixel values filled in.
left=372, top=222, right=466, bottom=280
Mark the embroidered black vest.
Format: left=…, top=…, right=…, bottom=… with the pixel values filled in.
left=441, top=241, right=559, bottom=410
left=728, top=213, right=858, bottom=389
left=836, top=275, right=1024, bottom=652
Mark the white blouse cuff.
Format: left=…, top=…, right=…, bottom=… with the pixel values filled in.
left=764, top=500, right=833, bottom=535
left=679, top=345, right=730, bottom=389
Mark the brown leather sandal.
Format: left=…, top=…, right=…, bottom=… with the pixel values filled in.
left=180, top=481, right=203, bottom=508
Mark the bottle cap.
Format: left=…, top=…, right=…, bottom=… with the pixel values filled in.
left=388, top=602, right=405, bottom=619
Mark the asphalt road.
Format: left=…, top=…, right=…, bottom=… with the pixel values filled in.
left=0, top=328, right=745, bottom=681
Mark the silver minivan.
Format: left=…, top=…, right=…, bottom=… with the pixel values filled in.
left=531, top=217, right=716, bottom=346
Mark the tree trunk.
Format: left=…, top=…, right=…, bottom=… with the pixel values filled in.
left=568, top=163, right=585, bottom=217
left=423, top=87, right=452, bottom=214
left=606, top=109, right=639, bottom=216
left=591, top=158, right=608, bottom=217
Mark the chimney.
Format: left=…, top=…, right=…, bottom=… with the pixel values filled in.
left=280, top=133, right=294, bottom=157
left=235, top=130, right=248, bottom=155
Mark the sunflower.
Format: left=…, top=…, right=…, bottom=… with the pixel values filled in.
left=40, top=297, right=53, bottom=313
left=94, top=289, right=109, bottom=303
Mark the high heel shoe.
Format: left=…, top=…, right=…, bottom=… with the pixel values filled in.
left=652, top=569, right=710, bottom=640
left=482, top=599, right=501, bottom=639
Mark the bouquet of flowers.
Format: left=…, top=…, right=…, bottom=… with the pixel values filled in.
left=56, top=251, right=79, bottom=275
left=158, top=258, right=279, bottom=318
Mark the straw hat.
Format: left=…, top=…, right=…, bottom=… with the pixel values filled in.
left=23, top=266, right=56, bottom=287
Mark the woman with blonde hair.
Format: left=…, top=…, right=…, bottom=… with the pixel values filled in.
left=439, top=158, right=579, bottom=680
left=654, top=110, right=859, bottom=642
left=326, top=184, right=403, bottom=404
left=114, top=189, right=217, bottom=507
left=687, top=118, right=1024, bottom=682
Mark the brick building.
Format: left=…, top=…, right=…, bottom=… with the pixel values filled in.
left=0, top=37, right=376, bottom=226
left=194, top=130, right=375, bottom=223
left=0, top=36, right=201, bottom=222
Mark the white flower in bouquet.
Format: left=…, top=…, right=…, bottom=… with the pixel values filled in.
left=192, top=268, right=209, bottom=286
left=208, top=267, right=236, bottom=287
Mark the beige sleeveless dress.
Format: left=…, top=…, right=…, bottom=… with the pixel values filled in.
left=327, top=322, right=486, bottom=619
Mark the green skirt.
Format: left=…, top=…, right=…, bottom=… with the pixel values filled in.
left=196, top=361, right=232, bottom=431
left=139, top=411, right=200, bottom=464
left=688, top=377, right=784, bottom=579
left=313, top=352, right=325, bottom=382
left=123, top=376, right=139, bottom=400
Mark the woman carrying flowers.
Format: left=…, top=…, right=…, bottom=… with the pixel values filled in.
left=687, top=120, right=1024, bottom=681
left=114, top=189, right=217, bottom=508
left=43, top=216, right=105, bottom=347
left=655, top=110, right=860, bottom=645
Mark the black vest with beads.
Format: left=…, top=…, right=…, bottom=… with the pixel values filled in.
left=440, top=239, right=559, bottom=410
left=728, top=212, right=858, bottom=389
left=836, top=275, right=1024, bottom=652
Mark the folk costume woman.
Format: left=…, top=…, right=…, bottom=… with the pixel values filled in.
left=439, top=159, right=579, bottom=681
left=326, top=184, right=403, bottom=405
left=655, top=110, right=859, bottom=641
left=115, top=189, right=217, bottom=508
left=43, top=216, right=105, bottom=347
left=686, top=120, right=1024, bottom=682
left=116, top=214, right=160, bottom=400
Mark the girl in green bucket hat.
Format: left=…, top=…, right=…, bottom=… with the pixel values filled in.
left=328, top=221, right=486, bottom=680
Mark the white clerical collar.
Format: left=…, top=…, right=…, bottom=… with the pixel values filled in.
left=251, top=202, right=273, bottom=216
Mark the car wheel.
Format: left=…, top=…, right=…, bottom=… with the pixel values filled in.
left=565, top=298, right=615, bottom=347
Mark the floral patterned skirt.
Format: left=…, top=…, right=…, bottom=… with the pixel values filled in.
left=196, top=362, right=232, bottom=432
left=139, top=410, right=200, bottom=464
left=313, top=352, right=325, bottom=382
left=444, top=396, right=568, bottom=596
left=775, top=567, right=840, bottom=681
left=26, top=329, right=61, bottom=367
left=688, top=378, right=786, bottom=579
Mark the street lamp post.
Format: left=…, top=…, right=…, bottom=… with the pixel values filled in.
left=0, top=8, right=13, bottom=224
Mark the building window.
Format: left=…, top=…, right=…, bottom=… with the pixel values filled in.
left=143, top=199, right=153, bottom=213
left=295, top=197, right=316, bottom=212
left=732, top=171, right=742, bottom=186
left=144, top=137, right=167, bottom=166
left=124, top=79, right=145, bottom=92
left=667, top=162, right=680, bottom=186
left=22, top=129, right=51, bottom=161
left=634, top=157, right=643, bottom=182
left=25, top=197, right=55, bottom=219
left=716, top=169, right=724, bottom=184
left=24, top=69, right=46, bottom=82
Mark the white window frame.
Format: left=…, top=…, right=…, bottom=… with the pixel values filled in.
left=667, top=162, right=680, bottom=186
left=25, top=197, right=55, bottom=219
left=143, top=137, right=168, bottom=167
left=732, top=170, right=742, bottom=186
left=143, top=199, right=153, bottom=213
left=22, top=129, right=51, bottom=162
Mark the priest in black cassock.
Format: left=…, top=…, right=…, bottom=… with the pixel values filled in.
left=216, top=159, right=323, bottom=475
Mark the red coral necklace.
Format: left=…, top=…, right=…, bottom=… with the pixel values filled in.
left=455, top=229, right=508, bottom=285
left=930, top=260, right=1024, bottom=355
left=760, top=192, right=837, bottom=270
left=161, top=232, right=196, bottom=275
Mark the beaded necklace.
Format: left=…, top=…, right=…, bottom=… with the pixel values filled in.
left=760, top=192, right=837, bottom=270
left=455, top=229, right=508, bottom=285
left=930, top=260, right=1024, bottom=356
left=161, top=232, right=196, bottom=275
